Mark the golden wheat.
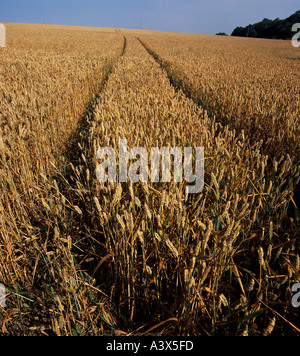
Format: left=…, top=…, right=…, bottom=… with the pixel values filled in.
left=0, top=23, right=123, bottom=335
left=0, top=24, right=299, bottom=336
left=90, top=35, right=299, bottom=335
left=138, top=32, right=300, bottom=161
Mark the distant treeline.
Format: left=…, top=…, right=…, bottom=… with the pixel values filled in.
left=231, top=10, right=300, bottom=39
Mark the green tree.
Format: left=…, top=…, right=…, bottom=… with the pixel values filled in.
left=231, top=10, right=300, bottom=40
left=246, top=25, right=257, bottom=37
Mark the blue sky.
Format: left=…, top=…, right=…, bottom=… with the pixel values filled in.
left=1, top=0, right=299, bottom=35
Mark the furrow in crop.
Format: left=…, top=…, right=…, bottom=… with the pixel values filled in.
left=87, top=36, right=299, bottom=335
left=137, top=36, right=300, bottom=225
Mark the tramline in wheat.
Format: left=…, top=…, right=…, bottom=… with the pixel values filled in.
left=0, top=24, right=299, bottom=336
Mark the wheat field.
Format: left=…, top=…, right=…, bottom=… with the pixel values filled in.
left=0, top=24, right=299, bottom=336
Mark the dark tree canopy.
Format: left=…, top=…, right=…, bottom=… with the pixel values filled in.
left=216, top=32, right=228, bottom=36
left=231, top=10, right=300, bottom=39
